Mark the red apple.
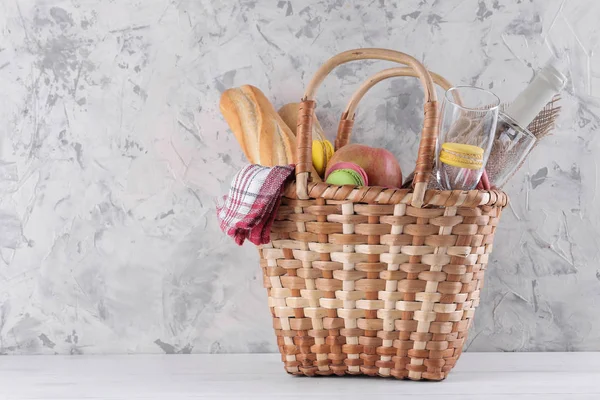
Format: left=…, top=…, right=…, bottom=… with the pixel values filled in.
left=326, top=144, right=403, bottom=188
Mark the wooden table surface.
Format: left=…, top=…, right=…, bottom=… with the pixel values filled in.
left=0, top=353, right=598, bottom=399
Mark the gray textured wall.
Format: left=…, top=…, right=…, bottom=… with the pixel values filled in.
left=0, top=0, right=599, bottom=354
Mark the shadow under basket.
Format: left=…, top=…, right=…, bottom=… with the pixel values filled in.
left=257, top=49, right=508, bottom=381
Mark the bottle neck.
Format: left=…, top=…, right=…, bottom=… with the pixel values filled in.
left=505, top=65, right=565, bottom=128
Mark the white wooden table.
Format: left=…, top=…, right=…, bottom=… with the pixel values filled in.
left=0, top=353, right=598, bottom=399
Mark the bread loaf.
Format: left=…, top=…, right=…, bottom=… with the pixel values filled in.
left=220, top=85, right=293, bottom=165
left=278, top=102, right=326, bottom=141
left=246, top=86, right=297, bottom=166
left=220, top=86, right=321, bottom=181
left=278, top=103, right=300, bottom=136
left=219, top=87, right=260, bottom=163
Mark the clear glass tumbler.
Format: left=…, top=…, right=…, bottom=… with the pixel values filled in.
left=485, top=112, right=537, bottom=188
left=435, top=86, right=500, bottom=190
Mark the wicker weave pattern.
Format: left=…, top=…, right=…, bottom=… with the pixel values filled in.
left=260, top=191, right=504, bottom=380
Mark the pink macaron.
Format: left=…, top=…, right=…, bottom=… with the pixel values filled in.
left=325, top=162, right=369, bottom=187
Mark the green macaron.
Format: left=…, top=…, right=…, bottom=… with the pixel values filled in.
left=326, top=168, right=365, bottom=186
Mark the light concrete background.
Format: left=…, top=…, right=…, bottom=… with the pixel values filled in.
left=0, top=0, right=598, bottom=354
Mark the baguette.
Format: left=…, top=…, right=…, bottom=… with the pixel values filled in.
left=220, top=85, right=284, bottom=165
left=219, top=86, right=321, bottom=181
left=278, top=103, right=300, bottom=136
left=219, top=87, right=260, bottom=163
left=271, top=101, right=323, bottom=181
left=243, top=86, right=295, bottom=166
left=278, top=102, right=326, bottom=141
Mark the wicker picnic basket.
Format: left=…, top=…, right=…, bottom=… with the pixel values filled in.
left=259, top=49, right=508, bottom=381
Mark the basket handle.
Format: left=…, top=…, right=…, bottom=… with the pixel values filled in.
left=335, top=67, right=459, bottom=177
left=295, top=49, right=438, bottom=207
left=338, top=67, right=457, bottom=149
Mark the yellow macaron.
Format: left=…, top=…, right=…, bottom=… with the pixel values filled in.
left=312, top=139, right=334, bottom=177
left=439, top=143, right=484, bottom=170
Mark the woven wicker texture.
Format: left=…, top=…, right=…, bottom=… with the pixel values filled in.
left=260, top=49, right=508, bottom=381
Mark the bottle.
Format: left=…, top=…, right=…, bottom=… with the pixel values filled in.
left=504, top=61, right=566, bottom=129
left=485, top=60, right=567, bottom=188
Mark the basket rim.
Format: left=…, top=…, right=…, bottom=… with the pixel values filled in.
left=283, top=180, right=508, bottom=208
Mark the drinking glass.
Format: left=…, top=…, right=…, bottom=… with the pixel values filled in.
left=435, top=86, right=500, bottom=190
left=485, top=112, right=537, bottom=188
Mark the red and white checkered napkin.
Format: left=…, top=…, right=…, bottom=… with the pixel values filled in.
left=217, top=164, right=295, bottom=246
